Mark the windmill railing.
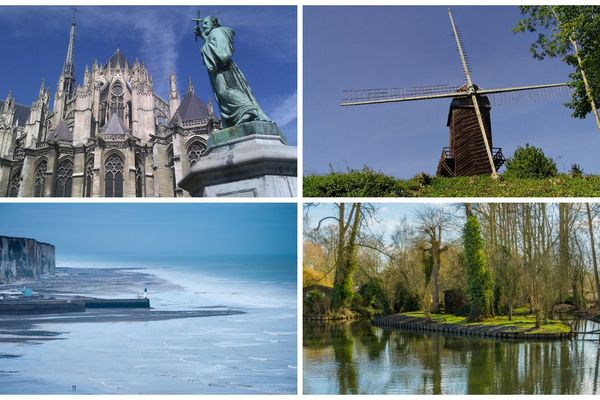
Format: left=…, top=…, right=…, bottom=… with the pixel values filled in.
left=441, top=146, right=505, bottom=163
left=441, top=147, right=454, bottom=160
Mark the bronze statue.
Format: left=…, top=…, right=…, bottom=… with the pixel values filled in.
left=194, top=14, right=270, bottom=128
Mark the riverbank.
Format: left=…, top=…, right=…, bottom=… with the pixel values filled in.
left=374, top=312, right=573, bottom=340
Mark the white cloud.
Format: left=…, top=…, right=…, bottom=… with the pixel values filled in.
left=0, top=6, right=295, bottom=100
left=267, top=91, right=297, bottom=129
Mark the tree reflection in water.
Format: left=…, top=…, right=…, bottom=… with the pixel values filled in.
left=303, top=318, right=600, bottom=394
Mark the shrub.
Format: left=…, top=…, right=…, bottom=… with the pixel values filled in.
left=358, top=279, right=389, bottom=313
left=394, top=282, right=420, bottom=312
left=569, top=163, right=584, bottom=178
left=504, top=144, right=557, bottom=179
left=303, top=167, right=407, bottom=197
left=304, top=289, right=330, bottom=316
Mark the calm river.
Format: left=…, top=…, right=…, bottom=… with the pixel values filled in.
left=303, top=317, right=600, bottom=394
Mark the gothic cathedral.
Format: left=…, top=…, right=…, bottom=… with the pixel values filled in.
left=0, top=17, right=220, bottom=197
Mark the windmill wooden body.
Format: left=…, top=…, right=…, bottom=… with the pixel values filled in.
left=439, top=84, right=501, bottom=177
left=341, top=9, right=568, bottom=178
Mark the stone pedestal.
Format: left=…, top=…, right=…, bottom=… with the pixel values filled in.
left=178, top=121, right=297, bottom=197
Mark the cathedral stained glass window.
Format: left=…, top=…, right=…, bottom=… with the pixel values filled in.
left=84, top=158, right=94, bottom=197
left=110, top=82, right=125, bottom=121
left=7, top=172, right=20, bottom=197
left=104, top=154, right=123, bottom=197
left=33, top=160, right=48, bottom=197
left=187, top=141, right=207, bottom=167
left=55, top=159, right=73, bottom=197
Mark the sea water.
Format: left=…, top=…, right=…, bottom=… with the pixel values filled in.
left=0, top=253, right=297, bottom=394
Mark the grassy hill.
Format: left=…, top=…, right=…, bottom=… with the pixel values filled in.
left=304, top=168, right=600, bottom=197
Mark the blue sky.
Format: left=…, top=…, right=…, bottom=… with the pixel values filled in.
left=304, top=6, right=599, bottom=177
left=0, top=6, right=297, bottom=144
left=0, top=203, right=297, bottom=259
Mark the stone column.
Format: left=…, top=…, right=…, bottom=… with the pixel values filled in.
left=71, top=147, right=86, bottom=197
left=43, top=146, right=58, bottom=197
left=144, top=149, right=154, bottom=197
left=172, top=131, right=185, bottom=197
left=92, top=146, right=103, bottom=197
left=0, top=162, right=12, bottom=195
left=124, top=144, right=136, bottom=197
left=18, top=154, right=35, bottom=197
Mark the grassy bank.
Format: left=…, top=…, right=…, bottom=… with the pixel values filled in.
left=304, top=169, right=600, bottom=197
left=399, top=311, right=572, bottom=335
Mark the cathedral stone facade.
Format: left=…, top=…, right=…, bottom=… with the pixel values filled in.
left=0, top=18, right=220, bottom=197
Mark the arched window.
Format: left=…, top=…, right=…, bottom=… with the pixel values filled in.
left=135, top=156, right=144, bottom=197
left=187, top=141, right=207, bottom=167
left=33, top=160, right=48, bottom=197
left=55, top=159, right=73, bottom=197
left=110, top=82, right=125, bottom=121
left=84, top=157, right=94, bottom=197
left=7, top=171, right=20, bottom=197
left=104, top=154, right=124, bottom=197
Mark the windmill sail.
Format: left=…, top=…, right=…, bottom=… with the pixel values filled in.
left=342, top=84, right=465, bottom=106
left=340, top=8, right=569, bottom=178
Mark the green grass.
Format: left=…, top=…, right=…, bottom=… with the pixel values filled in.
left=303, top=168, right=600, bottom=197
left=401, top=311, right=571, bottom=335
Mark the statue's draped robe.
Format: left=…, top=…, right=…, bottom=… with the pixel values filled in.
left=201, top=27, right=269, bottom=128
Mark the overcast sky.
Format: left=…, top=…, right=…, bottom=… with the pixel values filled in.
left=0, top=203, right=297, bottom=261
left=304, top=6, right=599, bottom=177
left=0, top=6, right=297, bottom=144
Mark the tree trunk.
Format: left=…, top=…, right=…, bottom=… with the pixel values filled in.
left=558, top=203, right=570, bottom=303
left=585, top=203, right=600, bottom=308
left=431, top=243, right=440, bottom=313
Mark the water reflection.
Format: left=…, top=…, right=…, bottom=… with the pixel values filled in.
left=303, top=318, right=600, bottom=394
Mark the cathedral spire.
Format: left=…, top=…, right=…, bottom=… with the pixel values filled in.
left=53, top=12, right=77, bottom=121
left=38, top=79, right=46, bottom=99
left=63, top=10, right=76, bottom=80
left=187, top=76, right=195, bottom=95
left=207, top=98, right=214, bottom=117
left=169, top=73, right=178, bottom=98
left=168, top=72, right=181, bottom=119
left=2, top=90, right=14, bottom=114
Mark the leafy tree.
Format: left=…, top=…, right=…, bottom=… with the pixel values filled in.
left=504, top=144, right=557, bottom=179
left=358, top=279, right=389, bottom=313
left=463, top=215, right=493, bottom=322
left=514, top=6, right=600, bottom=127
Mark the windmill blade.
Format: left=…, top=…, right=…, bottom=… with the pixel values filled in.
left=449, top=9, right=475, bottom=88
left=488, top=84, right=572, bottom=107
left=477, top=82, right=569, bottom=96
left=341, top=84, right=467, bottom=106
left=470, top=93, right=498, bottom=178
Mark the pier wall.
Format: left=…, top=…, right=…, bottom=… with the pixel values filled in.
left=0, top=236, right=55, bottom=283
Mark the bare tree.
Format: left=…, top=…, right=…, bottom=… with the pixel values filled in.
left=415, top=206, right=453, bottom=313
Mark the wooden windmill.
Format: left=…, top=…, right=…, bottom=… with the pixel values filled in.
left=341, top=9, right=569, bottom=178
